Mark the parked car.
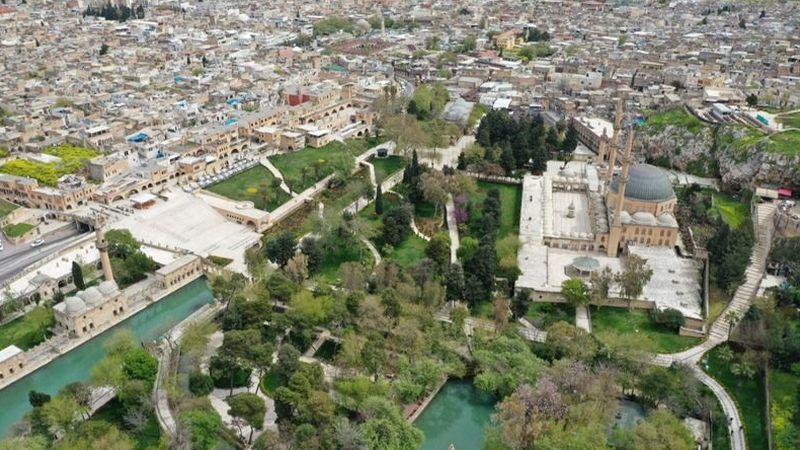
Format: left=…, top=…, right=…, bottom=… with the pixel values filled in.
left=30, top=239, right=45, bottom=247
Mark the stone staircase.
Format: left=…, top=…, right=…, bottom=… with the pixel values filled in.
left=653, top=201, right=776, bottom=366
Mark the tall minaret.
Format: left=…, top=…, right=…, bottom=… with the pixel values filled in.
left=606, top=126, right=634, bottom=257
left=95, top=216, right=115, bottom=283
left=605, top=99, right=624, bottom=182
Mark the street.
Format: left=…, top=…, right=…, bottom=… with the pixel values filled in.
left=0, top=226, right=89, bottom=284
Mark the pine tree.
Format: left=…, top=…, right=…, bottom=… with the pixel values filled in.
left=375, top=184, right=384, bottom=215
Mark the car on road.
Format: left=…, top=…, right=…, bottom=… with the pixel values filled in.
left=30, top=239, right=45, bottom=247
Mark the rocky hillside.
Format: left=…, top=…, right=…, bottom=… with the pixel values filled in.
left=635, top=109, right=800, bottom=192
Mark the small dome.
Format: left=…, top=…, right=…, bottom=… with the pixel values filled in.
left=98, top=280, right=120, bottom=297
left=65, top=296, right=86, bottom=315
left=571, top=256, right=600, bottom=272
left=657, top=213, right=678, bottom=227
left=632, top=211, right=657, bottom=225
left=610, top=164, right=675, bottom=201
left=79, top=287, right=104, bottom=306
left=620, top=211, right=632, bottom=223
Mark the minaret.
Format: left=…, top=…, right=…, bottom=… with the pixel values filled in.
left=606, top=126, right=634, bottom=257
left=605, top=99, right=624, bottom=181
left=95, top=216, right=115, bottom=283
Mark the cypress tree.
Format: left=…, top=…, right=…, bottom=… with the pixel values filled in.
left=72, top=261, right=85, bottom=291
left=375, top=184, right=384, bottom=215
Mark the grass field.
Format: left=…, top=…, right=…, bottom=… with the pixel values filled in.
left=644, top=109, right=705, bottom=134
left=3, top=222, right=34, bottom=238
left=769, top=368, right=800, bottom=449
left=370, top=156, right=406, bottom=183
left=0, top=198, right=18, bottom=219
left=768, top=130, right=800, bottom=156
left=712, top=191, right=750, bottom=229
left=205, top=166, right=290, bottom=211
left=0, top=306, right=55, bottom=350
left=270, top=138, right=382, bottom=192
left=467, top=181, right=522, bottom=239
left=777, top=112, right=800, bottom=129
left=591, top=307, right=700, bottom=353
left=708, top=281, right=729, bottom=325
left=315, top=239, right=373, bottom=284
left=704, top=346, right=769, bottom=450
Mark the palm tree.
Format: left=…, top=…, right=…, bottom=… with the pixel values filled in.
left=258, top=182, right=269, bottom=210
left=301, top=166, right=310, bottom=186
left=725, top=310, right=739, bottom=339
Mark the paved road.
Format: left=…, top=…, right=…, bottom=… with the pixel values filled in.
left=0, top=226, right=87, bottom=284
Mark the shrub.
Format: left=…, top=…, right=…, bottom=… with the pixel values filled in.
left=649, top=308, right=685, bottom=331
left=189, top=370, right=215, bottom=397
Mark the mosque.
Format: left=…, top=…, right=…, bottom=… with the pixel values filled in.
left=516, top=102, right=705, bottom=335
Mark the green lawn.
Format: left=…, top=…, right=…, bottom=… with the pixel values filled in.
left=270, top=138, right=382, bottom=192
left=768, top=130, right=800, bottom=156
left=205, top=165, right=290, bottom=211
left=382, top=234, right=427, bottom=267
left=315, top=239, right=373, bottom=285
left=467, top=181, right=522, bottom=239
left=0, top=306, right=55, bottom=350
left=370, top=156, right=406, bottom=183
left=644, top=109, right=705, bottom=134
left=0, top=198, right=18, bottom=219
left=590, top=307, right=700, bottom=353
left=712, top=192, right=750, bottom=229
left=704, top=346, right=769, bottom=450
left=3, top=222, right=34, bottom=238
left=525, top=302, right=575, bottom=328
left=91, top=398, right=161, bottom=450
left=777, top=112, right=800, bottom=129
left=769, top=368, right=800, bottom=449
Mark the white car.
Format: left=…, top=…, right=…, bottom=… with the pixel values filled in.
left=30, top=239, right=45, bottom=247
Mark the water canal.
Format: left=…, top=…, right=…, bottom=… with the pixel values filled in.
left=414, top=379, right=496, bottom=450
left=0, top=277, right=214, bottom=437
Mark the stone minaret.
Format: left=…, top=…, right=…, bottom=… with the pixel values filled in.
left=606, top=126, right=634, bottom=257
left=605, top=99, right=624, bottom=181
left=95, top=216, right=115, bottom=283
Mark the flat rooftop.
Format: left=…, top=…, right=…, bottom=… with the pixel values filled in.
left=551, top=192, right=593, bottom=238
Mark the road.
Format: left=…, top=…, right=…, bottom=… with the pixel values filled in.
left=0, top=226, right=88, bottom=284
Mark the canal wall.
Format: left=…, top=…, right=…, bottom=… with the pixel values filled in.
left=405, top=377, right=448, bottom=423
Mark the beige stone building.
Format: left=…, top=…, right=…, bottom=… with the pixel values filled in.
left=0, top=346, right=27, bottom=381
left=155, top=254, right=204, bottom=290
left=0, top=174, right=94, bottom=211
left=53, top=281, right=127, bottom=338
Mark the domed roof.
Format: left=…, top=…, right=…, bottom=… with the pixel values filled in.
left=98, top=280, right=120, bottom=297
left=571, top=256, right=600, bottom=272
left=619, top=211, right=632, bottom=223
left=632, top=211, right=657, bottom=225
left=65, top=296, right=86, bottom=316
left=610, top=164, right=675, bottom=202
left=79, top=287, right=104, bottom=307
left=657, top=212, right=678, bottom=227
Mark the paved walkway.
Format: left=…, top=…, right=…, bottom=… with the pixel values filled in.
left=445, top=195, right=460, bottom=263
left=259, top=156, right=295, bottom=196
left=417, top=135, right=474, bottom=170
left=575, top=306, right=591, bottom=332
left=361, top=238, right=382, bottom=268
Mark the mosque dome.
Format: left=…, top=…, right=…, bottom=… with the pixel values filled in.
left=79, top=287, right=104, bottom=307
left=98, top=280, right=120, bottom=297
left=610, top=164, right=675, bottom=202
left=632, top=211, right=658, bottom=225
left=619, top=211, right=632, bottom=223
left=65, top=296, right=86, bottom=316
left=657, top=213, right=678, bottom=227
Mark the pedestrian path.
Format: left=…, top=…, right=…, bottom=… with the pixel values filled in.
left=575, top=306, right=591, bottom=332
left=259, top=156, right=295, bottom=196
left=445, top=195, right=460, bottom=263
